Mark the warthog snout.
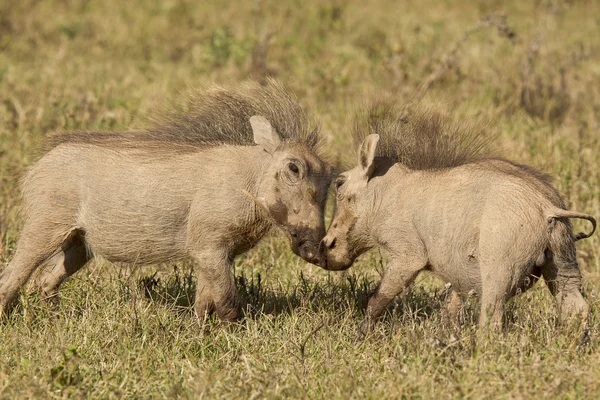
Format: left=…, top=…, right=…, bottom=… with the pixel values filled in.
left=289, top=227, right=323, bottom=265
left=318, top=236, right=335, bottom=268
left=299, top=242, right=319, bottom=265
left=318, top=234, right=352, bottom=271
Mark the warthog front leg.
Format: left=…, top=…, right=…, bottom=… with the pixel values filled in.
left=359, top=256, right=426, bottom=338
left=444, top=289, right=463, bottom=328
left=194, top=270, right=215, bottom=321
left=190, top=249, right=240, bottom=323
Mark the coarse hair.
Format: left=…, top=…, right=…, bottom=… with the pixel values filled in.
left=351, top=99, right=495, bottom=170
left=46, top=78, right=322, bottom=153
left=352, top=97, right=559, bottom=197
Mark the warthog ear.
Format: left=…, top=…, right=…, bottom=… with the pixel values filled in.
left=358, top=134, right=379, bottom=179
left=250, top=115, right=283, bottom=154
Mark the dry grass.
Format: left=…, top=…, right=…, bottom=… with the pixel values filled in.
left=1, top=0, right=599, bottom=398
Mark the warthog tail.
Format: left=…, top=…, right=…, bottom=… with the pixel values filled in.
left=547, top=209, right=597, bottom=241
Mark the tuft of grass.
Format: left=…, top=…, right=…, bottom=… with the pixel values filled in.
left=1, top=0, right=600, bottom=398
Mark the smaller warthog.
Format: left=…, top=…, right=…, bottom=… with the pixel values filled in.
left=320, top=101, right=596, bottom=334
left=0, top=80, right=332, bottom=323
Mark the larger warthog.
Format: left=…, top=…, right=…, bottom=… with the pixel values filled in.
left=0, top=80, right=332, bottom=323
left=320, top=101, right=596, bottom=334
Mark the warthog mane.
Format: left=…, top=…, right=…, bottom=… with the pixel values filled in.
left=352, top=99, right=497, bottom=170
left=352, top=98, right=557, bottom=194
left=46, top=79, right=322, bottom=154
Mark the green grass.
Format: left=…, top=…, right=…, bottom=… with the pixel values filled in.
left=1, top=0, right=600, bottom=398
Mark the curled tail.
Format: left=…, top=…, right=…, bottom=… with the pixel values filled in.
left=547, top=209, right=596, bottom=241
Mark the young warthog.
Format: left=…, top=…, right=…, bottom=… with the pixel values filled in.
left=0, top=80, right=332, bottom=322
left=320, top=101, right=596, bottom=334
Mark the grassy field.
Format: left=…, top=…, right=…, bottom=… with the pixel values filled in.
left=1, top=0, right=600, bottom=398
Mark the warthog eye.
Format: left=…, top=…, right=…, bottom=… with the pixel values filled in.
left=289, top=162, right=299, bottom=174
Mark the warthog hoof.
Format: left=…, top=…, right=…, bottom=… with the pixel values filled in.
left=39, top=291, right=61, bottom=309
left=355, top=318, right=374, bottom=342
left=217, top=305, right=242, bottom=323
left=195, top=300, right=216, bottom=322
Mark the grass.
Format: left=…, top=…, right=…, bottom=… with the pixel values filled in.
left=1, top=0, right=599, bottom=398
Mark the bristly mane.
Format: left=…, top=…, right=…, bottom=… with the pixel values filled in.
left=352, top=99, right=557, bottom=187
left=47, top=79, right=322, bottom=152
left=352, top=99, right=496, bottom=170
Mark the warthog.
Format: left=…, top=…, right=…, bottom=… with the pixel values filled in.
left=319, top=101, right=596, bottom=334
left=0, top=80, right=332, bottom=322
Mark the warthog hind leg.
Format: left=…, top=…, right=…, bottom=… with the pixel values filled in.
left=541, top=259, right=588, bottom=322
left=543, top=216, right=589, bottom=321
left=478, top=261, right=512, bottom=331
left=0, top=220, right=74, bottom=316
left=35, top=231, right=91, bottom=307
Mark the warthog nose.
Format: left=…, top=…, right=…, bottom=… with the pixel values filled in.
left=320, top=237, right=336, bottom=252
left=328, top=238, right=336, bottom=249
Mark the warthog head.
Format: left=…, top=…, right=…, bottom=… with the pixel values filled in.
left=250, top=116, right=332, bottom=265
left=319, top=134, right=380, bottom=270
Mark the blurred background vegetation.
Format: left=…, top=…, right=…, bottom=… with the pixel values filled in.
left=0, top=0, right=599, bottom=398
